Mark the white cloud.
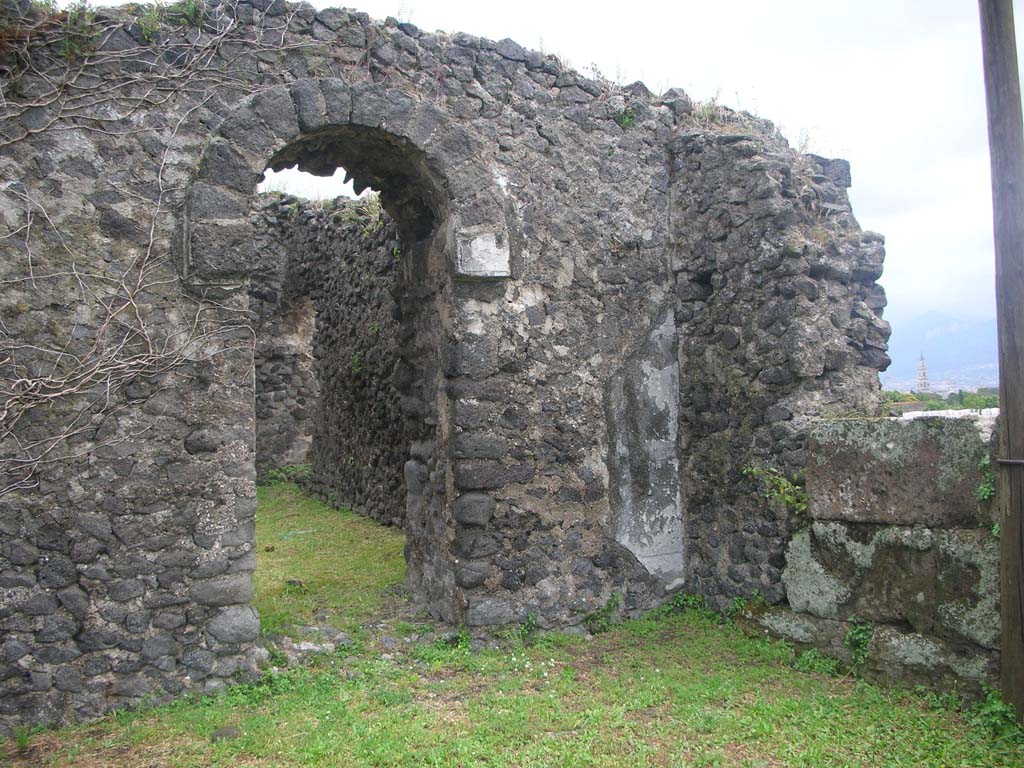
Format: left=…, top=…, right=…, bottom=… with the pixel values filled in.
left=257, top=166, right=366, bottom=200
left=324, top=0, right=1008, bottom=325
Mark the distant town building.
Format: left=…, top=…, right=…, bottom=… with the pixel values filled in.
left=917, top=354, right=930, bottom=392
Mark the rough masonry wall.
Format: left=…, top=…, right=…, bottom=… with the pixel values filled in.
left=252, top=277, right=318, bottom=479
left=251, top=196, right=410, bottom=525
left=669, top=131, right=889, bottom=608
left=747, top=412, right=1001, bottom=695
left=0, top=0, right=890, bottom=729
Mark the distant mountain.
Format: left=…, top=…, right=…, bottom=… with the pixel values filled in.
left=881, top=311, right=999, bottom=390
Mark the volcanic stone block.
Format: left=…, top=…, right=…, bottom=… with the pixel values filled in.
left=187, top=220, right=252, bottom=280
left=320, top=78, right=353, bottom=124
left=465, top=597, right=525, bottom=626
left=452, top=433, right=509, bottom=460
left=453, top=462, right=535, bottom=490
left=290, top=79, right=327, bottom=132
left=453, top=529, right=502, bottom=559
left=188, top=182, right=248, bottom=220
left=746, top=605, right=998, bottom=697
left=451, top=493, right=496, bottom=526
left=455, top=560, right=490, bottom=588
left=807, top=414, right=995, bottom=528
left=251, top=85, right=300, bottom=140
left=783, top=522, right=999, bottom=649
left=207, top=606, right=260, bottom=644
left=198, top=138, right=260, bottom=193
left=189, top=575, right=254, bottom=607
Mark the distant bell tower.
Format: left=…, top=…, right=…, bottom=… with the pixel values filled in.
left=917, top=354, right=929, bottom=392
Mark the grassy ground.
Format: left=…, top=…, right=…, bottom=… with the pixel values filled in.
left=3, top=483, right=1023, bottom=767
left=252, top=483, right=405, bottom=636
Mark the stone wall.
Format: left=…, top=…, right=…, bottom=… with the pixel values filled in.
left=253, top=292, right=317, bottom=479
left=670, top=136, right=889, bottom=609
left=0, top=0, right=892, bottom=729
left=745, top=411, right=1001, bottom=695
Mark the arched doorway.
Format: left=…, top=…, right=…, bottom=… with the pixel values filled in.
left=178, top=79, right=515, bottom=625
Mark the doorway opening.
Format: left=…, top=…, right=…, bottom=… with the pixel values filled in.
left=246, top=125, right=453, bottom=632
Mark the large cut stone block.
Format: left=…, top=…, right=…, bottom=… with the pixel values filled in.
left=807, top=413, right=996, bottom=527
left=782, top=522, right=999, bottom=649
left=744, top=605, right=998, bottom=697
left=185, top=219, right=252, bottom=282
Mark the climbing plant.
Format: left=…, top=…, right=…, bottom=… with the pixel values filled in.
left=0, top=0, right=314, bottom=496
left=744, top=465, right=809, bottom=516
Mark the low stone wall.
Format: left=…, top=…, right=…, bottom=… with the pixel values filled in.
left=746, top=411, right=1001, bottom=695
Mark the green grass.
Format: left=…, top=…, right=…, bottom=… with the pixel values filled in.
left=3, top=484, right=1023, bottom=767
left=253, top=482, right=405, bottom=636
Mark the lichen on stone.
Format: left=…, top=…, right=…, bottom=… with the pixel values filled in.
left=782, top=528, right=850, bottom=618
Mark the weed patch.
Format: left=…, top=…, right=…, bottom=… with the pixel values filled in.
left=584, top=592, right=620, bottom=634
left=843, top=617, right=874, bottom=674
left=744, top=465, right=808, bottom=516
left=792, top=648, right=840, bottom=676
left=612, top=106, right=636, bottom=128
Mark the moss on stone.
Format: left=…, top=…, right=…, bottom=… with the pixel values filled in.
left=935, top=530, right=1000, bottom=649
left=760, top=608, right=818, bottom=644
left=812, top=521, right=934, bottom=569
left=880, top=632, right=943, bottom=668
left=784, top=520, right=1000, bottom=650
left=948, top=654, right=992, bottom=681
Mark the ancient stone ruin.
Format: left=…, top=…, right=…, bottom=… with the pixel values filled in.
left=0, top=0, right=998, bottom=732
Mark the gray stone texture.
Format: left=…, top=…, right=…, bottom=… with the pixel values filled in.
left=670, top=134, right=890, bottom=609
left=807, top=415, right=994, bottom=527
left=755, top=414, right=1002, bottom=696
left=745, top=605, right=999, bottom=697
left=249, top=197, right=409, bottom=522
left=0, top=1, right=893, bottom=731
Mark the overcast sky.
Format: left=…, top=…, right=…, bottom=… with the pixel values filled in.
left=254, top=1, right=1018, bottom=327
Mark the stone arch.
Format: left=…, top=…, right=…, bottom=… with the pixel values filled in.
left=179, top=78, right=515, bottom=294
left=176, top=78, right=518, bottom=624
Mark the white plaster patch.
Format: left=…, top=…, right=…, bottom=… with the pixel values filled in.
left=455, top=232, right=511, bottom=278
left=640, top=361, right=676, bottom=413
left=516, top=284, right=547, bottom=308
left=460, top=298, right=500, bottom=336
left=609, top=312, right=685, bottom=587
left=493, top=168, right=510, bottom=193
left=556, top=254, right=574, bottom=287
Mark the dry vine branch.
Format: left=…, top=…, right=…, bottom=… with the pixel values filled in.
left=0, top=0, right=313, bottom=147
left=0, top=171, right=256, bottom=495
left=0, top=0, right=315, bottom=496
